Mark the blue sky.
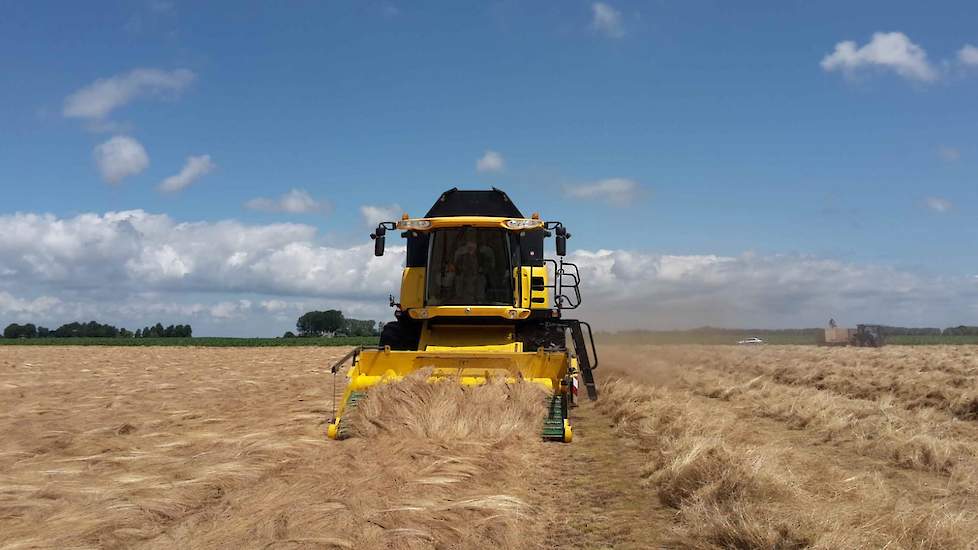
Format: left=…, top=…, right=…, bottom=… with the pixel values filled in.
left=1, top=1, right=977, bottom=335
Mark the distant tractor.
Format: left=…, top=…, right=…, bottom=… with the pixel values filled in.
left=817, top=324, right=884, bottom=347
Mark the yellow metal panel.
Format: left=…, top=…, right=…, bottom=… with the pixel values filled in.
left=353, top=349, right=567, bottom=388
left=516, top=266, right=530, bottom=308
left=327, top=348, right=571, bottom=436
left=420, top=323, right=516, bottom=349
left=514, top=266, right=551, bottom=310
left=408, top=305, right=530, bottom=320
left=425, top=343, right=522, bottom=352
left=400, top=267, right=425, bottom=309
left=529, top=266, right=550, bottom=309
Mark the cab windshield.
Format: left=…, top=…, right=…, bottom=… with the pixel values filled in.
left=426, top=228, right=513, bottom=306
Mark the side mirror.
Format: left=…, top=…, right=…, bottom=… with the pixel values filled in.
left=555, top=226, right=568, bottom=256
left=371, top=226, right=386, bottom=256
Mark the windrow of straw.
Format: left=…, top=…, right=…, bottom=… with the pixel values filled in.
left=630, top=345, right=978, bottom=420
left=596, top=376, right=978, bottom=549
left=684, top=366, right=978, bottom=481
left=597, top=378, right=826, bottom=548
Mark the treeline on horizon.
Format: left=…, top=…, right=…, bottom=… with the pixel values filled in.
left=282, top=310, right=382, bottom=338
left=1, top=309, right=383, bottom=340
left=2, top=321, right=192, bottom=339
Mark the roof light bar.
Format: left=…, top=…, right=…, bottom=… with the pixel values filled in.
left=396, top=219, right=432, bottom=230
left=504, top=218, right=544, bottom=230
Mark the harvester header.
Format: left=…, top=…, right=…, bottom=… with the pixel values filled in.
left=327, top=187, right=598, bottom=442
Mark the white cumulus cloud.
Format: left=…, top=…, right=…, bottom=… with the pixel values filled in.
left=245, top=189, right=330, bottom=214
left=2, top=211, right=976, bottom=335
left=568, top=249, right=978, bottom=330
left=591, top=2, right=624, bottom=38
left=0, top=291, right=62, bottom=317
left=63, top=68, right=195, bottom=120
left=476, top=150, right=505, bottom=173
left=925, top=197, right=952, bottom=213
left=0, top=210, right=402, bottom=299
left=260, top=299, right=291, bottom=313
left=958, top=44, right=978, bottom=66
left=821, top=32, right=937, bottom=82
left=360, top=204, right=403, bottom=227
left=93, top=135, right=149, bottom=184
left=210, top=300, right=252, bottom=319
left=564, top=178, right=641, bottom=206
left=158, top=155, right=215, bottom=192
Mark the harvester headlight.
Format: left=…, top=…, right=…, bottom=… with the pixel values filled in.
left=397, top=219, right=432, bottom=230
left=504, top=219, right=544, bottom=230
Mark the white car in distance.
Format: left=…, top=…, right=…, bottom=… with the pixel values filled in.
left=737, top=337, right=764, bottom=345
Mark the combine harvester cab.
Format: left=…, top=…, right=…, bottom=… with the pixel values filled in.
left=326, top=188, right=598, bottom=442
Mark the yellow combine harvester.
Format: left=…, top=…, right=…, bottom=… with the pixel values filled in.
left=326, top=188, right=598, bottom=442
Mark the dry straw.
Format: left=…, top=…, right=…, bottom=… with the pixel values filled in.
left=0, top=348, right=551, bottom=549
left=596, top=345, right=978, bottom=548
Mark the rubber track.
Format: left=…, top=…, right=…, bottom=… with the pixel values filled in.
left=542, top=394, right=566, bottom=441
left=335, top=391, right=367, bottom=440
left=338, top=390, right=566, bottom=441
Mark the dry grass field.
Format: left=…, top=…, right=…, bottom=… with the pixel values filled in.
left=2, top=345, right=978, bottom=549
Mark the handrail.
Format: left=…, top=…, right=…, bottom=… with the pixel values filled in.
left=329, top=346, right=362, bottom=374
left=579, top=320, right=599, bottom=370
left=543, top=258, right=583, bottom=310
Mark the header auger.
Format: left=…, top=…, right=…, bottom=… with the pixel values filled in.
left=326, top=188, right=598, bottom=442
